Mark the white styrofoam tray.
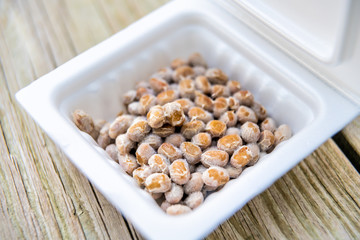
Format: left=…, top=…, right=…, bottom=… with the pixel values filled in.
left=15, top=0, right=359, bottom=239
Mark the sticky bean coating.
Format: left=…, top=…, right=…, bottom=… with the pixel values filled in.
left=165, top=183, right=184, bottom=204
left=174, top=98, right=194, bottom=114
left=149, top=77, right=169, bottom=93
left=118, top=154, right=139, bottom=175
left=94, top=119, right=107, bottom=133
left=195, top=76, right=211, bottom=94
left=105, top=144, right=118, bottom=162
left=152, top=124, right=175, bottom=138
left=135, top=80, right=150, bottom=89
left=135, top=87, right=154, bottom=100
left=188, top=107, right=213, bottom=123
left=185, top=192, right=203, bottom=209
left=258, top=130, right=275, bottom=152
left=205, top=120, right=227, bottom=137
left=227, top=80, right=241, bottom=94
left=202, top=166, right=229, bottom=187
left=225, top=165, right=243, bottom=178
left=158, top=143, right=183, bottom=162
left=251, top=102, right=267, bottom=121
left=181, top=120, right=205, bottom=139
left=188, top=52, right=207, bottom=68
left=135, top=143, right=156, bottom=165
left=230, top=145, right=253, bottom=168
left=172, top=66, right=194, bottom=83
left=132, top=166, right=152, bottom=186
left=139, top=94, right=157, bottom=114
left=148, top=154, right=170, bottom=174
left=191, top=132, right=212, bottom=150
left=219, top=111, right=238, bottom=127
left=145, top=173, right=172, bottom=193
left=195, top=164, right=208, bottom=174
left=127, top=102, right=143, bottom=116
left=154, top=67, right=173, bottom=82
left=72, top=109, right=95, bottom=135
left=227, top=97, right=240, bottom=110
left=179, top=78, right=196, bottom=99
left=163, top=102, right=186, bottom=127
left=139, top=134, right=162, bottom=150
left=217, top=134, right=243, bottom=155
left=240, top=121, right=261, bottom=143
left=180, top=142, right=202, bottom=165
left=165, top=133, right=185, bottom=148
left=147, top=105, right=165, bottom=129
left=123, top=90, right=137, bottom=105
left=170, top=83, right=179, bottom=90
left=127, top=119, right=151, bottom=142
left=157, top=89, right=179, bottom=105
left=201, top=149, right=229, bottom=167
left=202, top=185, right=218, bottom=197
left=171, top=58, right=187, bottom=69
left=109, top=115, right=135, bottom=139
left=193, top=66, right=206, bottom=78
left=211, top=85, right=230, bottom=99
left=274, top=124, right=292, bottom=145
left=97, top=123, right=111, bottom=149
left=225, top=127, right=241, bottom=136
left=234, top=90, right=254, bottom=106
left=184, top=172, right=204, bottom=194
left=166, top=204, right=192, bottom=215
left=205, top=68, right=228, bottom=85
left=246, top=143, right=260, bottom=166
left=237, top=106, right=258, bottom=124
left=213, top=97, right=229, bottom=118
left=194, top=92, right=213, bottom=111
left=161, top=201, right=173, bottom=212
left=189, top=164, right=196, bottom=173
left=149, top=192, right=163, bottom=200
left=169, top=159, right=191, bottom=185
left=260, top=117, right=277, bottom=133
left=116, top=134, right=135, bottom=155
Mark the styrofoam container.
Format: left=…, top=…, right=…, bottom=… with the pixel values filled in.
left=15, top=0, right=360, bottom=239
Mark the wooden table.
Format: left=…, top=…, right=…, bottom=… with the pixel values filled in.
left=1, top=0, right=359, bottom=239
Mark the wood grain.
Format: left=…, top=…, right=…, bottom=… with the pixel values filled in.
left=0, top=0, right=359, bottom=239
left=342, top=116, right=360, bottom=160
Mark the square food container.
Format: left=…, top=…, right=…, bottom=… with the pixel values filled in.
left=16, top=0, right=360, bottom=239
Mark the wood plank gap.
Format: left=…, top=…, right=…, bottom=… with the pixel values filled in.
left=333, top=132, right=360, bottom=173
left=122, top=217, right=141, bottom=240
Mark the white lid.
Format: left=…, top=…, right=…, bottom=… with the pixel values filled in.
left=218, top=0, right=360, bottom=105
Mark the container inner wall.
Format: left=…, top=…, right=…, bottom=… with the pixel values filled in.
left=60, top=23, right=315, bottom=135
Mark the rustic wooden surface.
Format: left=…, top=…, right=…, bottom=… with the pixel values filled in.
left=1, top=0, right=359, bottom=239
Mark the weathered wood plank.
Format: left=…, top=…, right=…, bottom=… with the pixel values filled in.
left=0, top=13, right=87, bottom=240
left=342, top=116, right=360, bottom=160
